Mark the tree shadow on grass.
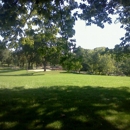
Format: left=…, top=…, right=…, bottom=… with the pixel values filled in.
left=60, top=71, right=83, bottom=74
left=0, top=86, right=130, bottom=130
left=0, top=69, right=21, bottom=74
left=0, top=72, right=45, bottom=76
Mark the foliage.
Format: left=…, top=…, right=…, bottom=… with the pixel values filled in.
left=1, top=45, right=130, bottom=75
left=0, top=47, right=13, bottom=66
left=119, top=57, right=130, bottom=76
left=0, top=0, right=130, bottom=49
left=0, top=1, right=130, bottom=72
left=114, top=44, right=130, bottom=60
left=60, top=51, right=82, bottom=72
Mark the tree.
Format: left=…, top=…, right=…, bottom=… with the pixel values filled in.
left=0, top=0, right=76, bottom=48
left=0, top=48, right=12, bottom=66
left=33, top=25, right=60, bottom=71
left=73, top=61, right=82, bottom=73
left=112, top=45, right=130, bottom=76
left=20, top=37, right=35, bottom=69
left=73, top=47, right=116, bottom=75
left=6, top=53, right=13, bottom=67
left=98, top=54, right=115, bottom=75
left=114, top=44, right=130, bottom=60
left=120, top=57, right=130, bottom=76
left=0, top=0, right=130, bottom=50
left=60, top=50, right=82, bottom=73
left=0, top=1, right=130, bottom=72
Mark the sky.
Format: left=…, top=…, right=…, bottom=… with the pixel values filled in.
left=73, top=19, right=126, bottom=49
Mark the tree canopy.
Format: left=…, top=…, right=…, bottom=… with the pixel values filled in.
left=0, top=0, right=130, bottom=49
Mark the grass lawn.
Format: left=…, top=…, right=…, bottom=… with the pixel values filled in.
left=0, top=68, right=130, bottom=130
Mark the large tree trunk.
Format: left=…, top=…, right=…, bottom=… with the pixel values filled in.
left=43, top=57, right=46, bottom=72
left=36, top=63, right=38, bottom=69
left=22, top=62, right=24, bottom=68
left=28, top=61, right=31, bottom=69
left=31, top=63, right=33, bottom=69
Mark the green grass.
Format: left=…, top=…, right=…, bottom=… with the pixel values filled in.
left=0, top=68, right=130, bottom=130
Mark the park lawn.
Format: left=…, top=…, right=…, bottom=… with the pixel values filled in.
left=0, top=68, right=130, bottom=130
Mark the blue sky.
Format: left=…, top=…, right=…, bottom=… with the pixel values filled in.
left=73, top=19, right=126, bottom=49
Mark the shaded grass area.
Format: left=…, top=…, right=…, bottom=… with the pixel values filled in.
left=0, top=69, right=130, bottom=130
left=0, top=68, right=36, bottom=76
left=0, top=86, right=130, bottom=130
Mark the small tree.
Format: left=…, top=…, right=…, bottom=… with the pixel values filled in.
left=73, top=61, right=82, bottom=73
left=60, top=53, right=82, bottom=73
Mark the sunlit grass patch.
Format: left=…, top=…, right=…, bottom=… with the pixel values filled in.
left=74, top=115, right=88, bottom=123
left=105, top=111, right=130, bottom=129
left=45, top=120, right=62, bottom=129
left=0, top=122, right=18, bottom=129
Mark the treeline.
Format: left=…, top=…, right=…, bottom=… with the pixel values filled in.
left=73, top=46, right=130, bottom=76
left=0, top=41, right=130, bottom=76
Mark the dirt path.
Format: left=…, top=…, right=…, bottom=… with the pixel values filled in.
left=28, top=69, right=51, bottom=72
